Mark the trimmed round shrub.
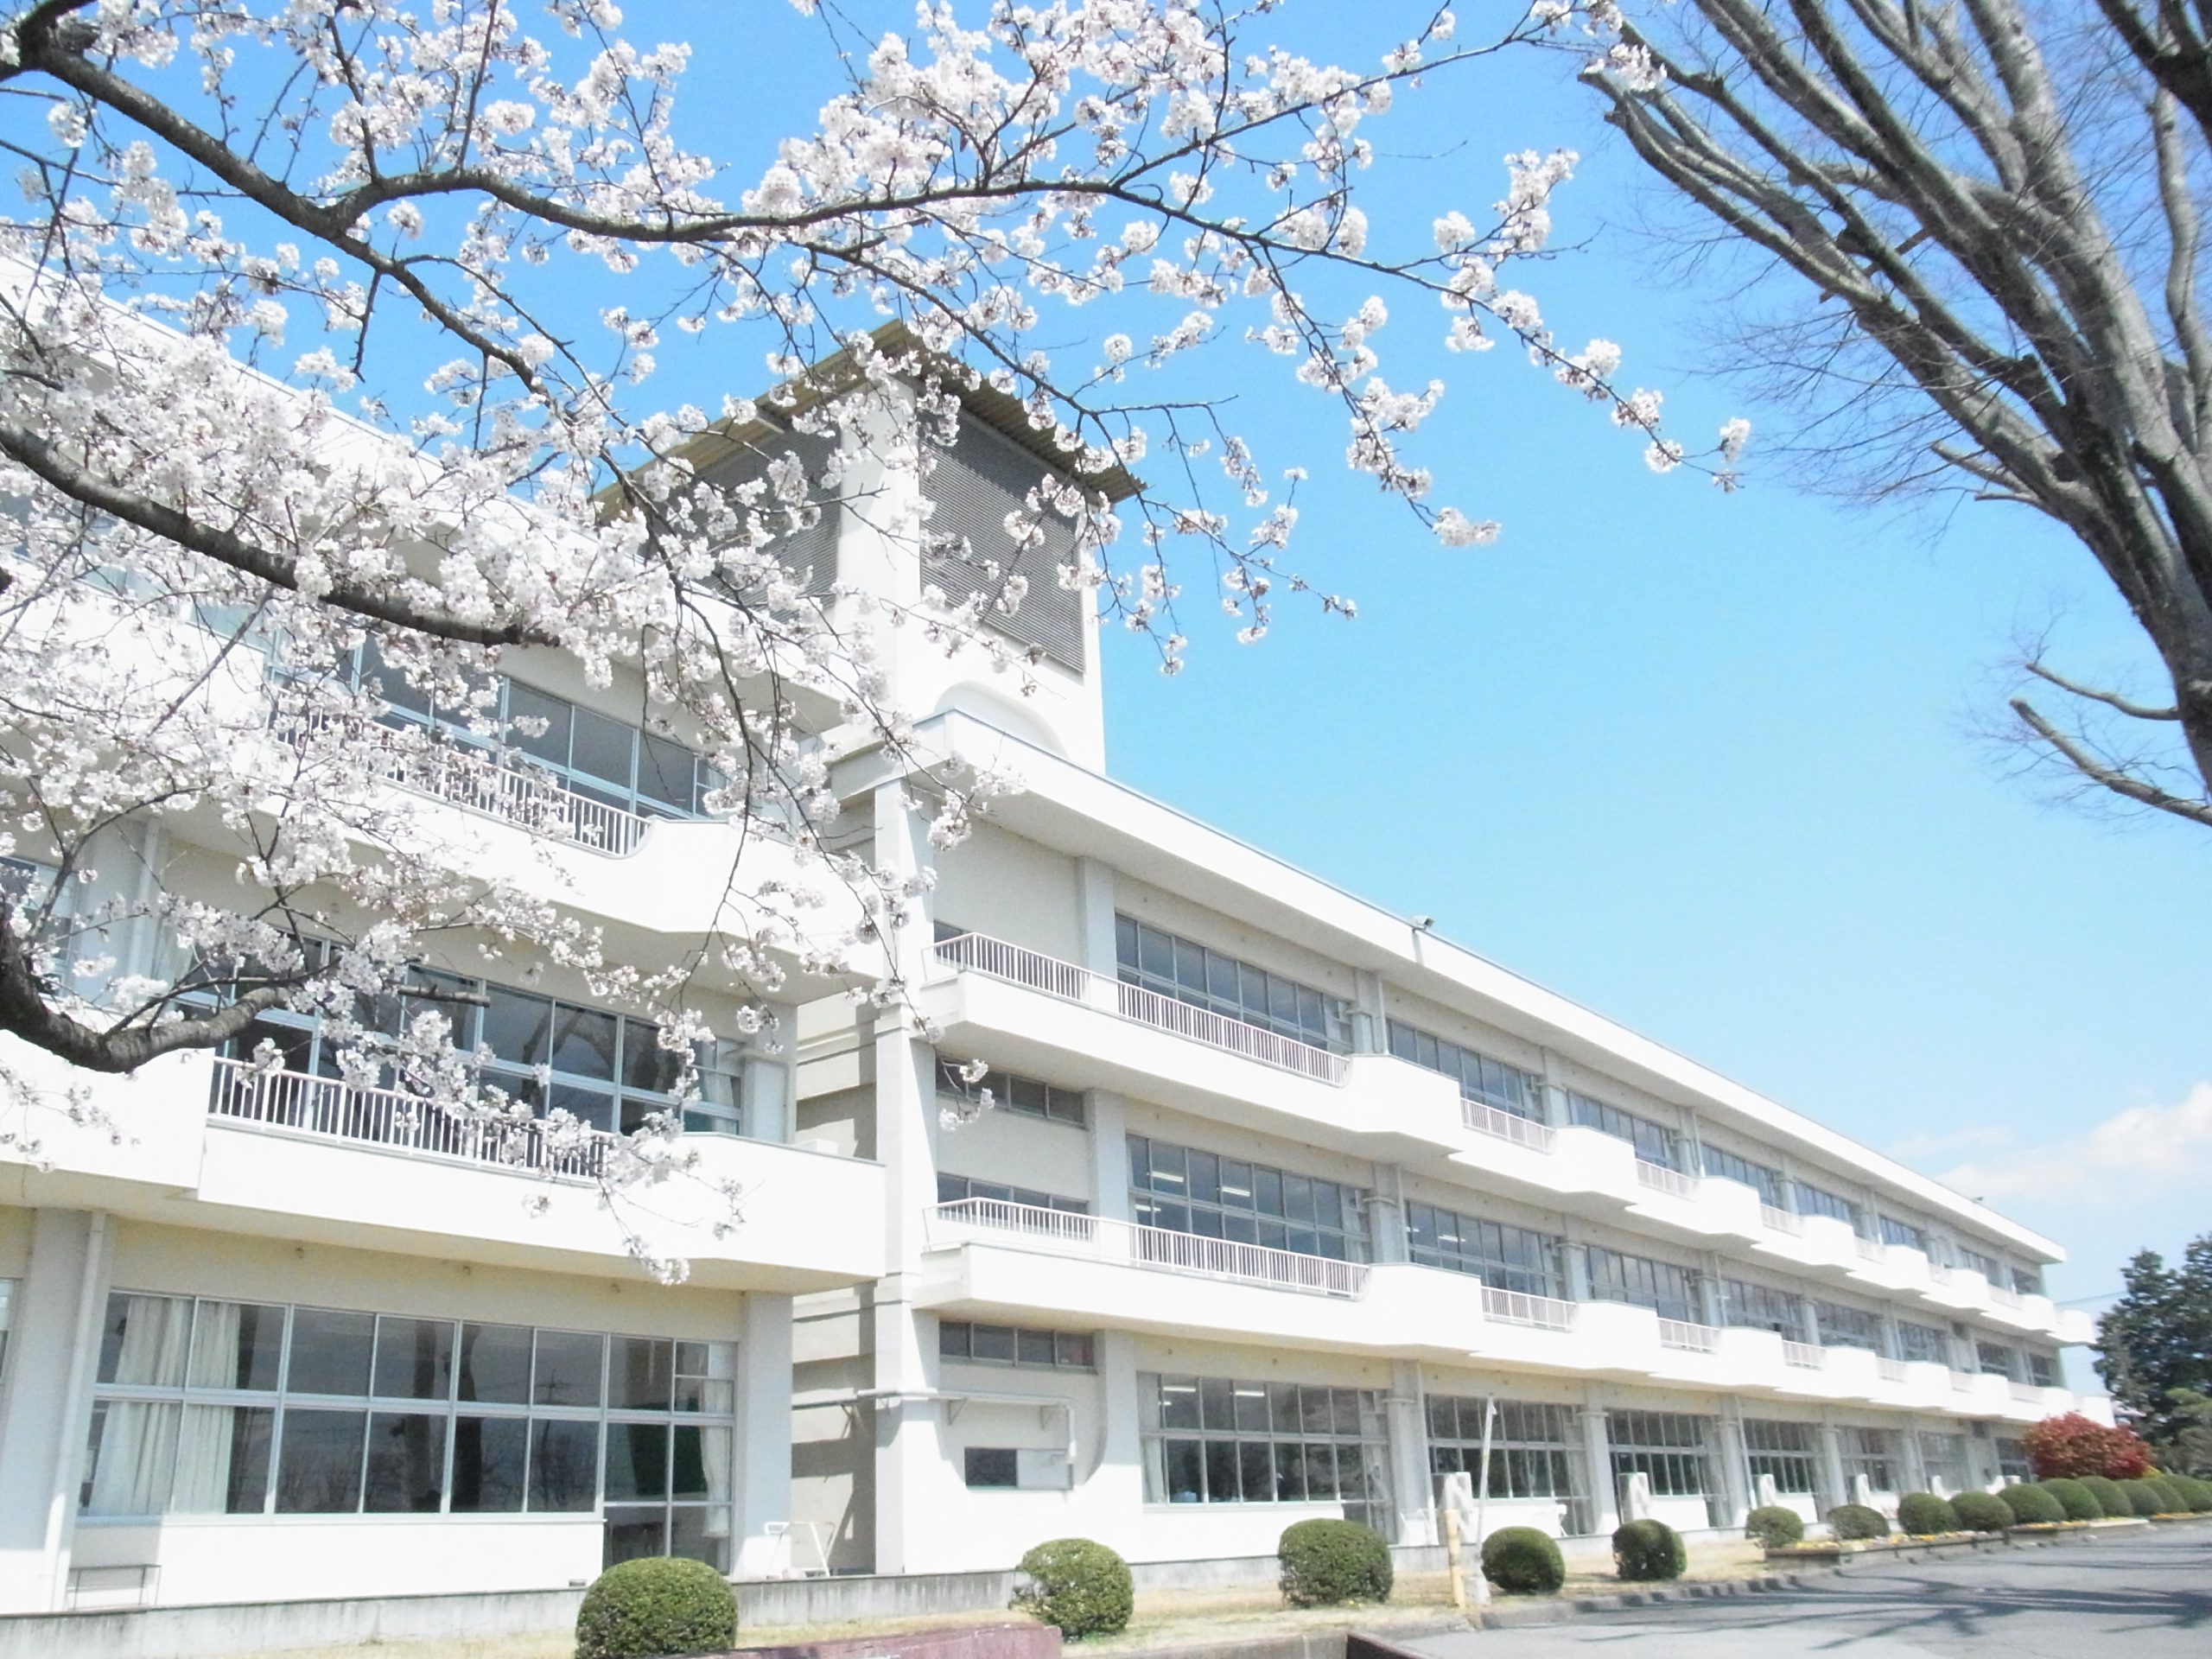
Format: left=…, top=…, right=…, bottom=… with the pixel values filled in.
left=574, top=1558, right=736, bottom=1659
left=1950, top=1490, right=2017, bottom=1530
left=1827, top=1503, right=1891, bottom=1541
left=2146, top=1477, right=2190, bottom=1515
left=1897, top=1492, right=1960, bottom=1535
left=2039, top=1477, right=2103, bottom=1521
left=1611, top=1518, right=1686, bottom=1582
left=2120, top=1478, right=2169, bottom=1516
left=1996, top=1484, right=2065, bottom=1526
left=1278, top=1519, right=1393, bottom=1608
left=2080, top=1475, right=2129, bottom=1516
left=1481, top=1527, right=1566, bottom=1595
left=1012, top=1539, right=1133, bottom=1639
left=2167, top=1473, right=2212, bottom=1512
left=1745, top=1505, right=1805, bottom=1548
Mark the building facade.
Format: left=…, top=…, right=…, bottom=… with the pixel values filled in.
left=0, top=351, right=2101, bottom=1613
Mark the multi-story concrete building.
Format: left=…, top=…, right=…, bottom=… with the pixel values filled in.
left=0, top=343, right=2101, bottom=1616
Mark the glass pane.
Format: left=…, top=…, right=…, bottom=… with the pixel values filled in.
left=287, top=1308, right=375, bottom=1396
left=456, top=1323, right=533, bottom=1404
left=609, top=1337, right=675, bottom=1411
left=550, top=1004, right=620, bottom=1081
left=364, top=1413, right=448, bottom=1513
left=605, top=1421, right=671, bottom=1502
left=603, top=1503, right=667, bottom=1569
left=373, top=1318, right=455, bottom=1402
left=83, top=1401, right=180, bottom=1516
left=1017, top=1330, right=1056, bottom=1367
left=551, top=1084, right=617, bottom=1134
left=170, top=1403, right=272, bottom=1514
left=570, top=709, right=635, bottom=791
left=99, top=1294, right=193, bottom=1387
left=187, top=1300, right=283, bottom=1391
left=623, top=1022, right=682, bottom=1095
left=970, top=1325, right=1015, bottom=1363
left=1158, top=1377, right=1201, bottom=1431
left=529, top=1418, right=601, bottom=1512
left=670, top=1504, right=733, bottom=1573
left=507, top=681, right=573, bottom=766
left=449, top=1415, right=527, bottom=1512
left=534, top=1331, right=606, bottom=1408
left=274, top=1408, right=367, bottom=1513
left=1199, top=1378, right=1236, bottom=1431
left=638, top=734, right=696, bottom=813
left=481, top=987, right=553, bottom=1067
left=670, top=1423, right=715, bottom=1501
left=1164, top=1439, right=1204, bottom=1502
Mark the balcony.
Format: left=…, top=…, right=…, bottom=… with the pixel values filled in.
left=1637, top=1160, right=1696, bottom=1199
left=1783, top=1339, right=1827, bottom=1370
left=1658, top=1318, right=1721, bottom=1354
left=1761, top=1204, right=1804, bottom=1235
left=1466, top=1099, right=1555, bottom=1150
left=1482, top=1286, right=1577, bottom=1332
left=923, top=1198, right=1367, bottom=1298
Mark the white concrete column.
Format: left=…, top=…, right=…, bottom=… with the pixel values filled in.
left=1385, top=1362, right=1433, bottom=1545
left=1900, top=1418, right=1928, bottom=1493
left=1563, top=1223, right=1592, bottom=1303
left=1801, top=1296, right=1826, bottom=1348
left=1680, top=1108, right=1707, bottom=1175
left=0, top=1209, right=111, bottom=1613
left=1713, top=1403, right=1751, bottom=1528
left=1087, top=1089, right=1132, bottom=1222
left=1351, top=969, right=1386, bottom=1055
left=1817, top=1414, right=1848, bottom=1514
left=1536, top=1050, right=1570, bottom=1128
left=1090, top=1331, right=1144, bottom=1511
left=1696, top=1251, right=1725, bottom=1327
left=1074, top=857, right=1117, bottom=977
left=1368, top=1164, right=1408, bottom=1264
left=1580, top=1388, right=1618, bottom=1536
left=733, top=1293, right=794, bottom=1577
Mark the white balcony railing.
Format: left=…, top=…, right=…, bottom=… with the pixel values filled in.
left=284, top=712, right=647, bottom=855
left=1636, top=1160, right=1694, bottom=1198
left=1782, top=1339, right=1826, bottom=1370
left=1992, top=1285, right=2024, bottom=1308
left=1949, top=1369, right=1979, bottom=1393
left=207, top=1056, right=610, bottom=1179
left=1929, top=1262, right=1955, bottom=1283
left=1761, top=1204, right=1804, bottom=1235
left=929, top=933, right=1350, bottom=1084
left=925, top=1198, right=1368, bottom=1298
left=2010, top=1381, right=2040, bottom=1402
left=1857, top=1236, right=1887, bottom=1262
left=1878, top=1357, right=1909, bottom=1383
left=1482, top=1286, right=1576, bottom=1332
left=1658, top=1319, right=1721, bottom=1353
left=1465, top=1099, right=1556, bottom=1151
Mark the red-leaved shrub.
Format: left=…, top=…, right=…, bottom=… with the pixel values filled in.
left=2023, top=1414, right=2153, bottom=1480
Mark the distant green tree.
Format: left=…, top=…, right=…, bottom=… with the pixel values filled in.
left=2095, top=1237, right=2212, bottom=1453
left=2164, top=1389, right=2212, bottom=1478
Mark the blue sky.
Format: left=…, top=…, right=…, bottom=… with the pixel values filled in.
left=625, top=3, right=2208, bottom=1361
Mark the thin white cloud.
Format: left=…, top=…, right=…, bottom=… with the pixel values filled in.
left=1887, top=1124, right=2015, bottom=1162
left=1932, top=1084, right=2212, bottom=1207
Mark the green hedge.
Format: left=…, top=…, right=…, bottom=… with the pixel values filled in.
left=1611, top=1518, right=1685, bottom=1582
left=1997, top=1484, right=2065, bottom=1525
left=2079, top=1475, right=2129, bottom=1516
left=1480, top=1527, right=1565, bottom=1595
left=574, top=1558, right=736, bottom=1659
left=1745, top=1505, right=1804, bottom=1548
left=1826, top=1503, right=1891, bottom=1541
left=1278, top=1519, right=1392, bottom=1608
left=1949, top=1490, right=2016, bottom=1530
left=1897, top=1492, right=1960, bottom=1535
left=2167, top=1473, right=2212, bottom=1512
left=2038, top=1477, right=2103, bottom=1521
left=1012, top=1539, right=1133, bottom=1639
left=2120, top=1478, right=2171, bottom=1516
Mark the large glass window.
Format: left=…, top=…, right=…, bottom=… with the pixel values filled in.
left=358, top=644, right=715, bottom=822
left=1116, top=918, right=1348, bottom=1052
left=1426, top=1397, right=1589, bottom=1533
left=1812, top=1300, right=1885, bottom=1352
left=1896, top=1321, right=1948, bottom=1364
left=939, top=1320, right=1095, bottom=1371
left=2011, top=1265, right=2044, bottom=1296
left=1791, top=1181, right=1859, bottom=1229
left=1387, top=1020, right=1537, bottom=1118
left=1700, top=1145, right=1783, bottom=1206
left=936, top=1172, right=1090, bottom=1213
left=1606, top=1411, right=1715, bottom=1509
left=1138, top=1373, right=1393, bottom=1533
left=81, top=1294, right=735, bottom=1571
left=933, top=1058, right=1086, bottom=1128
left=1956, top=1246, right=2001, bottom=1281
left=1565, top=1092, right=1680, bottom=1168
left=1128, top=1136, right=1364, bottom=1260
left=1878, top=1213, right=1928, bottom=1253
left=1721, top=1280, right=1805, bottom=1341
left=1407, top=1204, right=1565, bottom=1297
left=1995, top=1437, right=2031, bottom=1483
left=1585, top=1248, right=1703, bottom=1323
left=1843, top=1427, right=1902, bottom=1494
left=2027, top=1351, right=2058, bottom=1388
left=1976, top=1340, right=2018, bottom=1378
left=1743, top=1420, right=1821, bottom=1498
left=1919, top=1431, right=1972, bottom=1492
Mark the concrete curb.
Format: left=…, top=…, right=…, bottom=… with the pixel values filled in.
left=1460, top=1569, right=1846, bottom=1631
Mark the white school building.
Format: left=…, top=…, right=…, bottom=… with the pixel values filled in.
left=0, top=350, right=2103, bottom=1614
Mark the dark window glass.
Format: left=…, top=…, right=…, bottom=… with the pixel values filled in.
left=506, top=680, right=573, bottom=766
left=528, top=1418, right=601, bottom=1511
left=449, top=1415, right=527, bottom=1512
left=604, top=1505, right=667, bottom=1567
left=455, top=1323, right=533, bottom=1404
left=274, top=1408, right=367, bottom=1513
left=481, top=987, right=552, bottom=1068
left=550, top=1004, right=620, bottom=1081
left=286, top=1308, right=375, bottom=1396
left=219, top=1406, right=274, bottom=1513
left=605, top=1421, right=671, bottom=1502
left=638, top=735, right=696, bottom=814
left=966, top=1446, right=1020, bottom=1489
left=624, top=1025, right=682, bottom=1095
left=363, top=1412, right=447, bottom=1513
left=570, top=709, right=634, bottom=790
left=670, top=1424, right=710, bottom=1501
left=609, top=1338, right=674, bottom=1411
left=372, top=1318, right=454, bottom=1402
left=533, top=1331, right=605, bottom=1408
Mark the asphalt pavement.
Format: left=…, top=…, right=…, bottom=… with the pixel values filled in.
left=1402, top=1528, right=2211, bottom=1659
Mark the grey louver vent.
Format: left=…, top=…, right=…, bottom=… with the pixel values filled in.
left=922, top=417, right=1086, bottom=672
left=699, top=428, right=841, bottom=597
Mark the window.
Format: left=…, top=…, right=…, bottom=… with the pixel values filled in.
left=357, top=645, right=716, bottom=822
left=1790, top=1181, right=1859, bottom=1228
left=1406, top=1205, right=1565, bottom=1297
left=1995, top=1437, right=2031, bottom=1483
left=1743, top=1420, right=1821, bottom=1497
left=2027, top=1351, right=2058, bottom=1389
left=1699, top=1145, right=1783, bottom=1206
left=1721, top=1280, right=1805, bottom=1341
left=963, top=1448, right=1020, bottom=1489
left=1976, top=1341, right=2018, bottom=1378
left=1585, top=1248, right=1702, bottom=1323
left=1878, top=1214, right=1928, bottom=1253
left=936, top=1173, right=1090, bottom=1213
left=939, top=1321, right=1095, bottom=1371
left=81, top=1294, right=736, bottom=1572
left=1811, top=1300, right=1885, bottom=1352
left=1956, top=1247, right=2000, bottom=1281
left=2011, top=1266, right=2044, bottom=1297
left=934, top=1058, right=1085, bottom=1128
left=1116, top=918, right=1348, bottom=1052
left=1919, top=1432, right=1971, bottom=1492
left=1387, top=1020, right=1537, bottom=1118
left=1565, top=1092, right=1680, bottom=1168
left=1139, top=1374, right=1393, bottom=1533
left=1128, top=1136, right=1365, bottom=1261
left=1606, top=1411, right=1714, bottom=1503
left=1842, top=1427, right=1902, bottom=1494
left=1896, top=1320, right=1948, bottom=1364
left=1426, top=1397, right=1589, bottom=1534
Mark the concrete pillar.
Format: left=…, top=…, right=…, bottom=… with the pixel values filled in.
left=733, top=1293, right=794, bottom=1576
left=1074, top=858, right=1117, bottom=977
left=1680, top=1108, right=1707, bottom=1175
left=1368, top=1164, right=1408, bottom=1264
left=1580, top=1387, right=1618, bottom=1535
left=1696, top=1251, right=1724, bottom=1327
left=1090, top=1331, right=1144, bottom=1510
left=1351, top=969, right=1385, bottom=1056
left=1563, top=1228, right=1592, bottom=1303
left=1801, top=1296, right=1825, bottom=1348
left=0, top=1209, right=111, bottom=1613
left=1536, top=1050, right=1570, bottom=1128
left=1386, top=1362, right=1433, bottom=1545
left=1087, top=1090, right=1132, bottom=1222
left=1817, top=1414, right=1848, bottom=1514
left=1713, top=1403, right=1751, bottom=1528
left=1901, top=1418, right=1928, bottom=1494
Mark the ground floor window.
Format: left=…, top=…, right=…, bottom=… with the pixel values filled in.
left=1841, top=1427, right=1902, bottom=1496
left=1918, top=1431, right=1973, bottom=1493
left=79, top=1291, right=737, bottom=1572
left=1139, top=1373, right=1393, bottom=1533
left=1606, top=1410, right=1720, bottom=1523
left=1742, top=1419, right=1822, bottom=1500
left=1994, top=1436, right=2031, bottom=1484
left=1427, top=1396, right=1590, bottom=1534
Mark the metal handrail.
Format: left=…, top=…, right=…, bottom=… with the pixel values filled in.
left=1990, top=1284, right=2024, bottom=1308
left=1465, top=1098, right=1556, bottom=1151
left=1782, top=1339, right=1826, bottom=1369
left=1658, top=1318, right=1721, bottom=1353
left=1481, top=1286, right=1576, bottom=1332
left=1878, top=1357, right=1909, bottom=1383
left=1761, top=1204, right=1805, bottom=1235
left=207, top=1056, right=609, bottom=1179
left=925, top=1198, right=1368, bottom=1298
left=1856, top=1236, right=1887, bottom=1262
left=1636, top=1160, right=1694, bottom=1198
left=1948, top=1369, right=1978, bottom=1393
